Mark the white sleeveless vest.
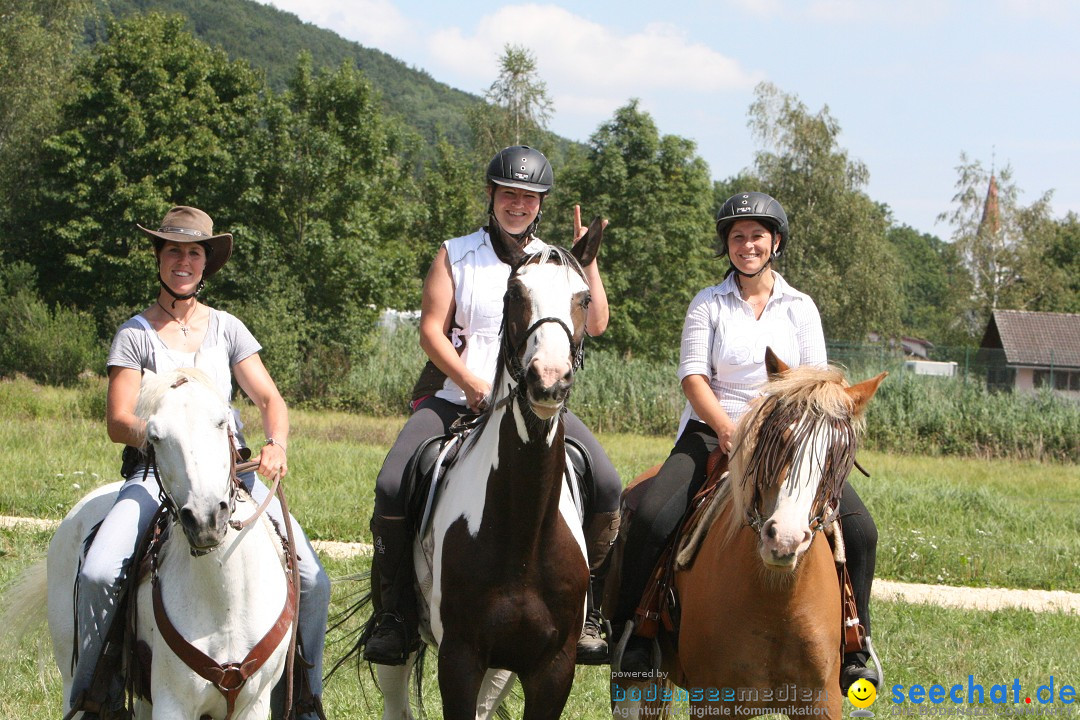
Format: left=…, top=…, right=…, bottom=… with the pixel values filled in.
left=435, top=229, right=547, bottom=404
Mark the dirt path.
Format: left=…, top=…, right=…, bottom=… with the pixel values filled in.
left=5, top=515, right=1078, bottom=614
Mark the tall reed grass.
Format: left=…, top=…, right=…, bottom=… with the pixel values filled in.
left=5, top=322, right=1076, bottom=462
left=336, top=325, right=1079, bottom=462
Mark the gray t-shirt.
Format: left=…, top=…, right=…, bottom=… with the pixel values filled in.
left=107, top=308, right=262, bottom=445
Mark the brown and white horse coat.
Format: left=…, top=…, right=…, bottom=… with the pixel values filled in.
left=377, top=225, right=603, bottom=720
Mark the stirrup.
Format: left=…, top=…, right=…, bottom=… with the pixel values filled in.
left=610, top=620, right=660, bottom=677
left=840, top=636, right=884, bottom=693
left=363, top=612, right=418, bottom=666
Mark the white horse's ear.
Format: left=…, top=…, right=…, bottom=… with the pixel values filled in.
left=846, top=372, right=887, bottom=417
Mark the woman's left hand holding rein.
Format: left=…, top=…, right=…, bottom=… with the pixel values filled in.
left=233, top=352, right=290, bottom=480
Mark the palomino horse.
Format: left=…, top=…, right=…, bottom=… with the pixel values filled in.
left=372, top=224, right=603, bottom=720
left=4, top=368, right=295, bottom=719
left=611, top=351, right=885, bottom=720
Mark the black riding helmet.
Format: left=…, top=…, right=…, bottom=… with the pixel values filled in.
left=486, top=145, right=554, bottom=193
left=486, top=146, right=553, bottom=242
left=715, top=191, right=790, bottom=258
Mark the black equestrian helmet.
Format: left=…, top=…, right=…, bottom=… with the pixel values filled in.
left=715, top=191, right=790, bottom=257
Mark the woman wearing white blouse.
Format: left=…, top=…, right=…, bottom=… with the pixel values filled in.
left=614, top=192, right=880, bottom=692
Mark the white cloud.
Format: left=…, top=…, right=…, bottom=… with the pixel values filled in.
left=261, top=0, right=411, bottom=51
left=429, top=4, right=760, bottom=96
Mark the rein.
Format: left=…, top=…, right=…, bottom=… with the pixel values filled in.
left=141, top=374, right=299, bottom=717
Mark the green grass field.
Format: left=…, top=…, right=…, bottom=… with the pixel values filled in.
left=1, top=378, right=1078, bottom=718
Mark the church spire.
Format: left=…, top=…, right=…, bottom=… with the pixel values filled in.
left=979, top=170, right=1000, bottom=237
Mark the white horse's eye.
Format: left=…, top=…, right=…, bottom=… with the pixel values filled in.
left=145, top=420, right=162, bottom=444
left=216, top=417, right=228, bottom=430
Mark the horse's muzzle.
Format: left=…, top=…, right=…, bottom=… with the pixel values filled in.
left=759, top=518, right=812, bottom=571
left=525, top=364, right=573, bottom=419
left=178, top=501, right=231, bottom=552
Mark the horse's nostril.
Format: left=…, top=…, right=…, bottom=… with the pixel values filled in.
left=179, top=507, right=196, bottom=527
left=765, top=521, right=778, bottom=540
left=219, top=500, right=229, bottom=513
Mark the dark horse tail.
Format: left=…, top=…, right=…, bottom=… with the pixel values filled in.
left=323, top=571, right=428, bottom=708
left=324, top=572, right=518, bottom=719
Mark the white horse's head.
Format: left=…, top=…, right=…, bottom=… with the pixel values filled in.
left=498, top=219, right=603, bottom=421
left=729, top=349, right=885, bottom=572
left=137, top=368, right=234, bottom=552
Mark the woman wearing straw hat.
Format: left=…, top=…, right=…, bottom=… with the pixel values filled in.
left=70, top=206, right=330, bottom=720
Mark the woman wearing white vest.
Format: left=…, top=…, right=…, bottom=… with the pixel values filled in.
left=365, top=146, right=623, bottom=666
left=73, top=206, right=331, bottom=720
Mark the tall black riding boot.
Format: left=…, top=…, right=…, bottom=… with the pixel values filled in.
left=577, top=510, right=620, bottom=665
left=363, top=516, right=420, bottom=666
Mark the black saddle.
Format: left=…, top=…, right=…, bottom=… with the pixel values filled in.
left=404, top=431, right=595, bottom=536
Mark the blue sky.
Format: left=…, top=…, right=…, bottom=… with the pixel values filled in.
left=258, top=0, right=1080, bottom=238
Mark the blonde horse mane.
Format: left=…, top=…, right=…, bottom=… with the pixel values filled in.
left=718, top=364, right=865, bottom=548
left=134, top=367, right=224, bottom=425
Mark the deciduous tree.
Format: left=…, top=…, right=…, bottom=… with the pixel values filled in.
left=886, top=224, right=973, bottom=344
left=0, top=0, right=91, bottom=238
left=8, top=13, right=264, bottom=330
left=555, top=100, right=715, bottom=356
left=743, top=82, right=901, bottom=341
left=939, top=154, right=1056, bottom=327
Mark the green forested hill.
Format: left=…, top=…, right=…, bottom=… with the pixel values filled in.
left=95, top=0, right=480, bottom=147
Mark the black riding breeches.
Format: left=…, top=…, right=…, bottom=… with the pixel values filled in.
left=839, top=482, right=877, bottom=638
left=614, top=421, right=717, bottom=625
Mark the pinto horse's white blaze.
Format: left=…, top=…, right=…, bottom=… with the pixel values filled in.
left=516, top=260, right=588, bottom=421
left=757, top=414, right=838, bottom=568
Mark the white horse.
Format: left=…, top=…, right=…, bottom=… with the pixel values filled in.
left=372, top=226, right=604, bottom=720
left=4, top=368, right=294, bottom=719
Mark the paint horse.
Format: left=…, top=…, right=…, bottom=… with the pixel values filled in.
left=5, top=368, right=295, bottom=719
left=612, top=351, right=885, bottom=720
left=373, top=224, right=603, bottom=720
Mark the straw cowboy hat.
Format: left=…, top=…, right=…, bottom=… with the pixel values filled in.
left=137, top=206, right=233, bottom=278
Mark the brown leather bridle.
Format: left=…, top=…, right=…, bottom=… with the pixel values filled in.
left=144, top=438, right=300, bottom=720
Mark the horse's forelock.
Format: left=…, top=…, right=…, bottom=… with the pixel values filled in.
left=515, top=245, right=586, bottom=284
left=135, top=367, right=222, bottom=420
left=722, top=364, right=861, bottom=544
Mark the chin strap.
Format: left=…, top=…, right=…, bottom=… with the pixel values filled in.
left=728, top=257, right=773, bottom=279
left=158, top=275, right=204, bottom=307
left=727, top=238, right=779, bottom=279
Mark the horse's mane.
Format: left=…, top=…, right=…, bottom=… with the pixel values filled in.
left=719, top=364, right=864, bottom=545
left=135, top=367, right=223, bottom=421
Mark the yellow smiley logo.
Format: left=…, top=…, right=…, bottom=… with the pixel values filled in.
left=847, top=678, right=877, bottom=708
